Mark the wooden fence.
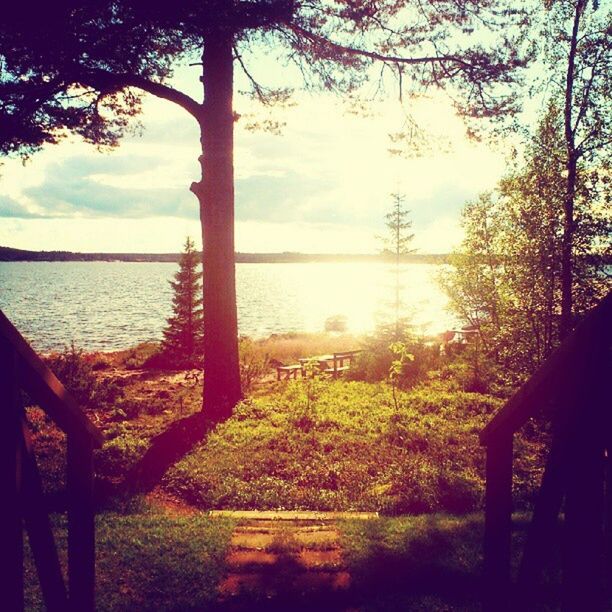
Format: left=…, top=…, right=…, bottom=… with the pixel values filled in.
left=0, top=309, right=103, bottom=611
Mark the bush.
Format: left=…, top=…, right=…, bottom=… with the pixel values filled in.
left=96, top=431, right=149, bottom=478
left=239, top=337, right=270, bottom=394
left=348, top=327, right=441, bottom=389
left=44, top=343, right=123, bottom=411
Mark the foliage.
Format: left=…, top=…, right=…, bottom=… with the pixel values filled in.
left=529, top=0, right=611, bottom=337
left=348, top=326, right=440, bottom=389
left=440, top=103, right=610, bottom=381
left=379, top=192, right=415, bottom=338
left=0, top=2, right=529, bottom=159
left=388, top=341, right=414, bottom=410
left=44, top=342, right=123, bottom=411
left=160, top=237, right=204, bottom=369
left=96, top=433, right=149, bottom=479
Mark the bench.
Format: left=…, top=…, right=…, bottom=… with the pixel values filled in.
left=276, top=364, right=303, bottom=381
left=323, top=350, right=363, bottom=378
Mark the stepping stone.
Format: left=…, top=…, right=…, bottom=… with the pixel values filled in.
left=217, top=572, right=269, bottom=598
left=219, top=516, right=351, bottom=606
left=226, top=550, right=279, bottom=569
left=295, top=548, right=344, bottom=570
left=230, top=531, right=278, bottom=550
left=293, top=528, right=340, bottom=548
left=235, top=523, right=331, bottom=534
left=292, top=570, right=351, bottom=592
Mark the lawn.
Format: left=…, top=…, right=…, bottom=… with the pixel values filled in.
left=24, top=511, right=566, bottom=611
left=24, top=510, right=235, bottom=611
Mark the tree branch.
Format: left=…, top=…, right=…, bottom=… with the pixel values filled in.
left=77, top=69, right=202, bottom=119
left=290, top=23, right=475, bottom=69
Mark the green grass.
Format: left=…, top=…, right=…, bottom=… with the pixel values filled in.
left=24, top=511, right=235, bottom=611
left=339, top=513, right=561, bottom=611
left=162, top=381, right=506, bottom=513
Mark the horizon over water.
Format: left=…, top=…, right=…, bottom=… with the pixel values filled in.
left=0, top=261, right=454, bottom=351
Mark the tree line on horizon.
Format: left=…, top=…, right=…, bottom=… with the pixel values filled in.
left=0, top=245, right=452, bottom=264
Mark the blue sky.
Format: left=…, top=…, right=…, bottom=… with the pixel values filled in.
left=0, top=74, right=505, bottom=253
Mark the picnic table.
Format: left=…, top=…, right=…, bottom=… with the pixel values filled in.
left=275, top=350, right=363, bottom=381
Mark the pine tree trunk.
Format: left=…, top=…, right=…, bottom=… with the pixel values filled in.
left=191, top=31, right=242, bottom=421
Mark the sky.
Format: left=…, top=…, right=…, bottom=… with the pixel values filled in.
left=0, top=62, right=507, bottom=254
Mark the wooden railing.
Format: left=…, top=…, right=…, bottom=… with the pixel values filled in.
left=480, top=291, right=612, bottom=611
left=0, top=310, right=103, bottom=612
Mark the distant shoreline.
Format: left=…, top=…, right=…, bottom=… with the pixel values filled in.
left=0, top=246, right=449, bottom=264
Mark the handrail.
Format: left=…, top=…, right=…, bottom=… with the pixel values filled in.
left=480, top=291, right=612, bottom=445
left=1, top=308, right=101, bottom=611
left=0, top=309, right=103, bottom=447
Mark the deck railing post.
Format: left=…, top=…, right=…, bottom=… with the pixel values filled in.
left=67, top=434, right=95, bottom=612
left=0, top=339, right=24, bottom=612
left=483, top=433, right=513, bottom=612
left=562, top=437, right=605, bottom=611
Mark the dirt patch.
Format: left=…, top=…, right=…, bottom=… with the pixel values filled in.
left=145, top=488, right=200, bottom=518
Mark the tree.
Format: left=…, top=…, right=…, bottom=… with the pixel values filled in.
left=162, top=237, right=204, bottom=368
left=534, top=0, right=611, bottom=338
left=441, top=103, right=609, bottom=381
left=381, top=192, right=415, bottom=338
left=0, top=2, right=528, bottom=428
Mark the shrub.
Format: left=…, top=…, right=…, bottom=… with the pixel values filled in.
left=96, top=432, right=149, bottom=478
left=348, top=328, right=441, bottom=389
left=239, top=337, right=270, bottom=394
left=44, top=342, right=123, bottom=411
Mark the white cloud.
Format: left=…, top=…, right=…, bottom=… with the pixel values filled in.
left=0, top=88, right=505, bottom=252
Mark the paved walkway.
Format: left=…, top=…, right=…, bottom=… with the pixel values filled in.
left=217, top=513, right=366, bottom=611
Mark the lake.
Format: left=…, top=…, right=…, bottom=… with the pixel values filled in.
left=0, top=261, right=453, bottom=351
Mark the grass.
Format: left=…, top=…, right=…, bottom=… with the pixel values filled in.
left=161, top=381, right=508, bottom=513
left=339, top=513, right=562, bottom=611
left=23, top=511, right=568, bottom=611
left=250, top=331, right=362, bottom=364
left=32, top=341, right=548, bottom=514
left=24, top=510, right=235, bottom=611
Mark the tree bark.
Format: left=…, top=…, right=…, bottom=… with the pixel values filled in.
left=191, top=31, right=242, bottom=421
left=560, top=0, right=585, bottom=341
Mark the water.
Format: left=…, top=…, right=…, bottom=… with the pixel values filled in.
left=0, top=261, right=453, bottom=351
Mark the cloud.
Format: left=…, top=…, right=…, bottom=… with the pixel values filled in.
left=22, top=155, right=198, bottom=219
left=0, top=90, right=505, bottom=251
left=0, top=195, right=46, bottom=218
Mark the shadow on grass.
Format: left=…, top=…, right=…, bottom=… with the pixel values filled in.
left=118, top=411, right=213, bottom=496
left=344, top=515, right=483, bottom=611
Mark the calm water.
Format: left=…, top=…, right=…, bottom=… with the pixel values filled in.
left=0, top=261, right=453, bottom=351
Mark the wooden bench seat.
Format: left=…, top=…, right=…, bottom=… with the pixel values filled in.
left=276, top=364, right=303, bottom=381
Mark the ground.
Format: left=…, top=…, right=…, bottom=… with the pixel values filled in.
left=23, top=338, right=557, bottom=609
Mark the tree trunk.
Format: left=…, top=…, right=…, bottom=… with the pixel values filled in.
left=560, top=157, right=576, bottom=341
left=191, top=31, right=242, bottom=421
left=559, top=0, right=585, bottom=341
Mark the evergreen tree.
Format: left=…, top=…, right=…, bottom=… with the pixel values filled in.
left=381, top=192, right=415, bottom=338
left=162, top=237, right=204, bottom=368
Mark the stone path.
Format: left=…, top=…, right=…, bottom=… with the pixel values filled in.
left=216, top=513, right=368, bottom=610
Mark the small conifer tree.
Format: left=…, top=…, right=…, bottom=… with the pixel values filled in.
left=162, top=237, right=204, bottom=368
left=381, top=192, right=415, bottom=339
